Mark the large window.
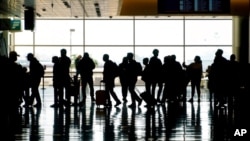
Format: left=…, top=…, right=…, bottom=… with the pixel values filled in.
left=14, top=16, right=232, bottom=85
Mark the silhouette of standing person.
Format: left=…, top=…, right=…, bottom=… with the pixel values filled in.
left=126, top=52, right=142, bottom=108
left=58, top=49, right=71, bottom=107
left=22, top=67, right=31, bottom=107
left=78, top=52, right=96, bottom=106
left=118, top=56, right=129, bottom=102
left=148, top=49, right=163, bottom=102
left=141, top=57, right=151, bottom=95
left=74, top=55, right=82, bottom=78
left=227, top=54, right=241, bottom=107
left=9, top=51, right=24, bottom=107
left=206, top=65, right=213, bottom=102
left=51, top=56, right=60, bottom=107
left=27, top=53, right=44, bottom=107
left=183, top=56, right=203, bottom=102
left=209, top=49, right=229, bottom=107
left=102, top=54, right=121, bottom=107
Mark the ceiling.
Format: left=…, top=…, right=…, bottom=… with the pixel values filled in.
left=0, top=0, right=121, bottom=19
left=0, top=0, right=249, bottom=19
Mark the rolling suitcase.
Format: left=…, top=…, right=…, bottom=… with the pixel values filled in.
left=69, top=75, right=80, bottom=105
left=136, top=88, right=157, bottom=106
left=95, top=81, right=106, bottom=107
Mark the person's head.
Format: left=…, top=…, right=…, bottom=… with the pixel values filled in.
left=9, top=51, right=19, bottom=61
left=22, top=67, right=28, bottom=73
left=52, top=56, right=59, bottom=63
left=153, top=49, right=159, bottom=57
left=77, top=55, right=82, bottom=59
left=127, top=52, right=134, bottom=61
left=215, top=49, right=223, bottom=57
left=103, top=54, right=109, bottom=62
left=60, top=49, right=67, bottom=57
left=230, top=54, right=236, bottom=61
left=171, top=54, right=176, bottom=61
left=194, top=55, right=201, bottom=63
left=164, top=55, right=171, bottom=64
left=84, top=52, right=89, bottom=58
left=143, top=57, right=149, bottom=65
left=122, top=56, right=128, bottom=63
left=27, top=53, right=34, bottom=61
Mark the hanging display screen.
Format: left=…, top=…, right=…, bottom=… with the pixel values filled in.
left=158, top=0, right=230, bottom=14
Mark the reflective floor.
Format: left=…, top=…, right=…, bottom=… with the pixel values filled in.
left=10, top=86, right=250, bottom=141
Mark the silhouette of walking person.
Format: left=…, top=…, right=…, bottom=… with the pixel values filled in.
left=102, top=54, right=121, bottom=107
left=148, top=49, right=163, bottom=102
left=126, top=52, right=142, bottom=108
left=58, top=49, right=71, bottom=107
left=27, top=53, right=44, bottom=107
left=118, top=56, right=129, bottom=102
left=51, top=56, right=60, bottom=107
left=183, top=55, right=203, bottom=102
left=78, top=52, right=96, bottom=106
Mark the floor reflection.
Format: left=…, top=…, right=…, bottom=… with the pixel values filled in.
left=9, top=86, right=249, bottom=141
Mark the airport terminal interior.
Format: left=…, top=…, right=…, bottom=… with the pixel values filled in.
left=0, top=0, right=249, bottom=141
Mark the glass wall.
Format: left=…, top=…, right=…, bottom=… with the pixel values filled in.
left=13, top=16, right=232, bottom=85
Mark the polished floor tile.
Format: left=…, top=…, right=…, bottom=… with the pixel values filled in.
left=9, top=86, right=250, bottom=141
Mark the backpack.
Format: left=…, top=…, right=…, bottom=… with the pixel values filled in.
left=38, top=62, right=45, bottom=77
left=111, top=61, right=119, bottom=78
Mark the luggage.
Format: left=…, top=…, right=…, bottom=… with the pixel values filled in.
left=95, top=81, right=106, bottom=107
left=69, top=75, right=80, bottom=105
left=137, top=88, right=157, bottom=106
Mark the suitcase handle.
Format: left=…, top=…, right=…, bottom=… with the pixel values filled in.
left=99, top=80, right=105, bottom=90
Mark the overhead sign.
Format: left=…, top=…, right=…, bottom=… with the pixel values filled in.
left=10, top=20, right=21, bottom=31
left=158, top=0, right=230, bottom=14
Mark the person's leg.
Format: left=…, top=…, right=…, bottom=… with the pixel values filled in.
left=151, top=82, right=156, bottom=99
left=189, top=80, right=195, bottom=102
left=121, top=82, right=128, bottom=102
left=88, top=77, right=95, bottom=101
left=105, top=83, right=112, bottom=106
left=80, top=79, right=87, bottom=104
left=196, top=80, right=201, bottom=102
left=109, top=88, right=121, bottom=106
left=156, top=82, right=163, bottom=102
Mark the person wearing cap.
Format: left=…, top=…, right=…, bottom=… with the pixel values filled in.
left=8, top=51, right=24, bottom=108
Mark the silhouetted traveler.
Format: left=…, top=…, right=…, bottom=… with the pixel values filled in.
left=148, top=49, right=163, bottom=102
left=58, top=49, right=71, bottom=107
left=9, top=51, right=24, bottom=107
left=126, top=52, right=142, bottom=108
left=141, top=57, right=151, bottom=95
left=102, top=54, right=121, bottom=107
left=206, top=65, right=213, bottom=102
left=118, top=56, right=129, bottom=102
left=162, top=55, right=183, bottom=102
left=1, top=53, right=23, bottom=139
left=27, top=53, right=44, bottom=107
left=22, top=67, right=31, bottom=107
left=209, top=49, right=229, bottom=107
left=227, top=54, right=241, bottom=106
left=183, top=56, right=203, bottom=102
left=78, top=52, right=96, bottom=106
left=51, top=56, right=60, bottom=107
left=75, top=55, right=82, bottom=78
left=161, top=55, right=172, bottom=104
